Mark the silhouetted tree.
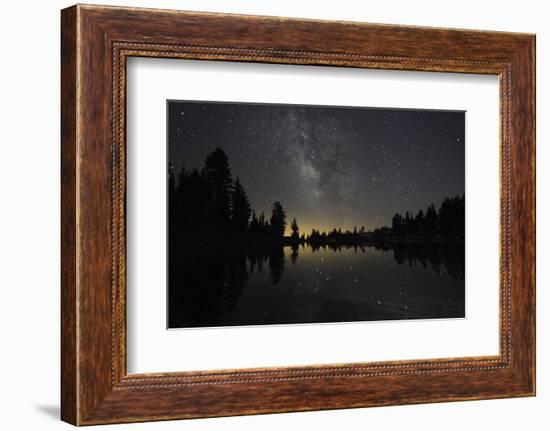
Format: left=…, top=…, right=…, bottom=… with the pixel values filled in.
left=249, top=210, right=259, bottom=234
left=231, top=177, right=251, bottom=232
left=175, top=167, right=208, bottom=237
left=404, top=211, right=413, bottom=234
left=438, top=195, right=465, bottom=237
left=168, top=164, right=177, bottom=285
left=258, top=212, right=270, bottom=235
left=414, top=209, right=425, bottom=233
left=392, top=213, right=403, bottom=233
left=168, top=164, right=176, bottom=204
left=202, top=148, right=232, bottom=228
left=290, top=217, right=300, bottom=240
left=424, top=203, right=438, bottom=234
left=270, top=201, right=286, bottom=237
left=168, top=165, right=176, bottom=236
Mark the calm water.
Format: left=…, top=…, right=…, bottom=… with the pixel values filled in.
left=168, top=243, right=465, bottom=328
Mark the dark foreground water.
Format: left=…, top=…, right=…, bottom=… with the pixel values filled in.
left=168, top=243, right=465, bottom=329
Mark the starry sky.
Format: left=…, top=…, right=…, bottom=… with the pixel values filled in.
left=168, top=100, right=465, bottom=235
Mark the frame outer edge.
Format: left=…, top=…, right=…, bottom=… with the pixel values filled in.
left=61, top=5, right=79, bottom=426
left=531, top=35, right=536, bottom=396
left=508, top=35, right=536, bottom=395
left=523, top=34, right=536, bottom=395
left=526, top=35, right=536, bottom=395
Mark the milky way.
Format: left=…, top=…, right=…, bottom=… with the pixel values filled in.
left=168, top=100, right=465, bottom=234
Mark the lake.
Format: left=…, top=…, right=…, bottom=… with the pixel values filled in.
left=168, top=242, right=465, bottom=328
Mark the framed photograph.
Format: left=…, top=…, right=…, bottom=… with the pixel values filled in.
left=61, top=4, right=535, bottom=425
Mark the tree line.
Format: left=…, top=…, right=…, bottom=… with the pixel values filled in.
left=169, top=148, right=290, bottom=242
left=306, top=226, right=365, bottom=245
left=374, top=194, right=465, bottom=239
left=169, top=148, right=464, bottom=246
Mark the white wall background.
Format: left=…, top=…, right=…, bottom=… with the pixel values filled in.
left=0, top=0, right=546, bottom=429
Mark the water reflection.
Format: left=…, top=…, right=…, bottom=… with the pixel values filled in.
left=168, top=242, right=465, bottom=328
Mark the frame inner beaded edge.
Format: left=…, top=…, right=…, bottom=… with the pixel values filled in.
left=110, top=41, right=512, bottom=388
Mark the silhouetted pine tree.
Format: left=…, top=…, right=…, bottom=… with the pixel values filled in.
left=392, top=213, right=403, bottom=233
left=175, top=167, right=209, bottom=237
left=270, top=201, right=286, bottom=237
left=438, top=195, right=465, bottom=237
left=415, top=209, right=425, bottom=233
left=231, top=177, right=251, bottom=232
left=290, top=217, right=300, bottom=240
left=425, top=203, right=438, bottom=234
left=168, top=164, right=176, bottom=205
left=168, top=164, right=176, bottom=237
left=249, top=210, right=259, bottom=234
left=258, top=212, right=269, bottom=235
left=202, top=148, right=232, bottom=229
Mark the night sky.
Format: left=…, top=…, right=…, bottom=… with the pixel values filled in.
left=168, top=101, right=464, bottom=235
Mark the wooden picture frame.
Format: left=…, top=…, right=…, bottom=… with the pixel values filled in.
left=61, top=4, right=535, bottom=425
